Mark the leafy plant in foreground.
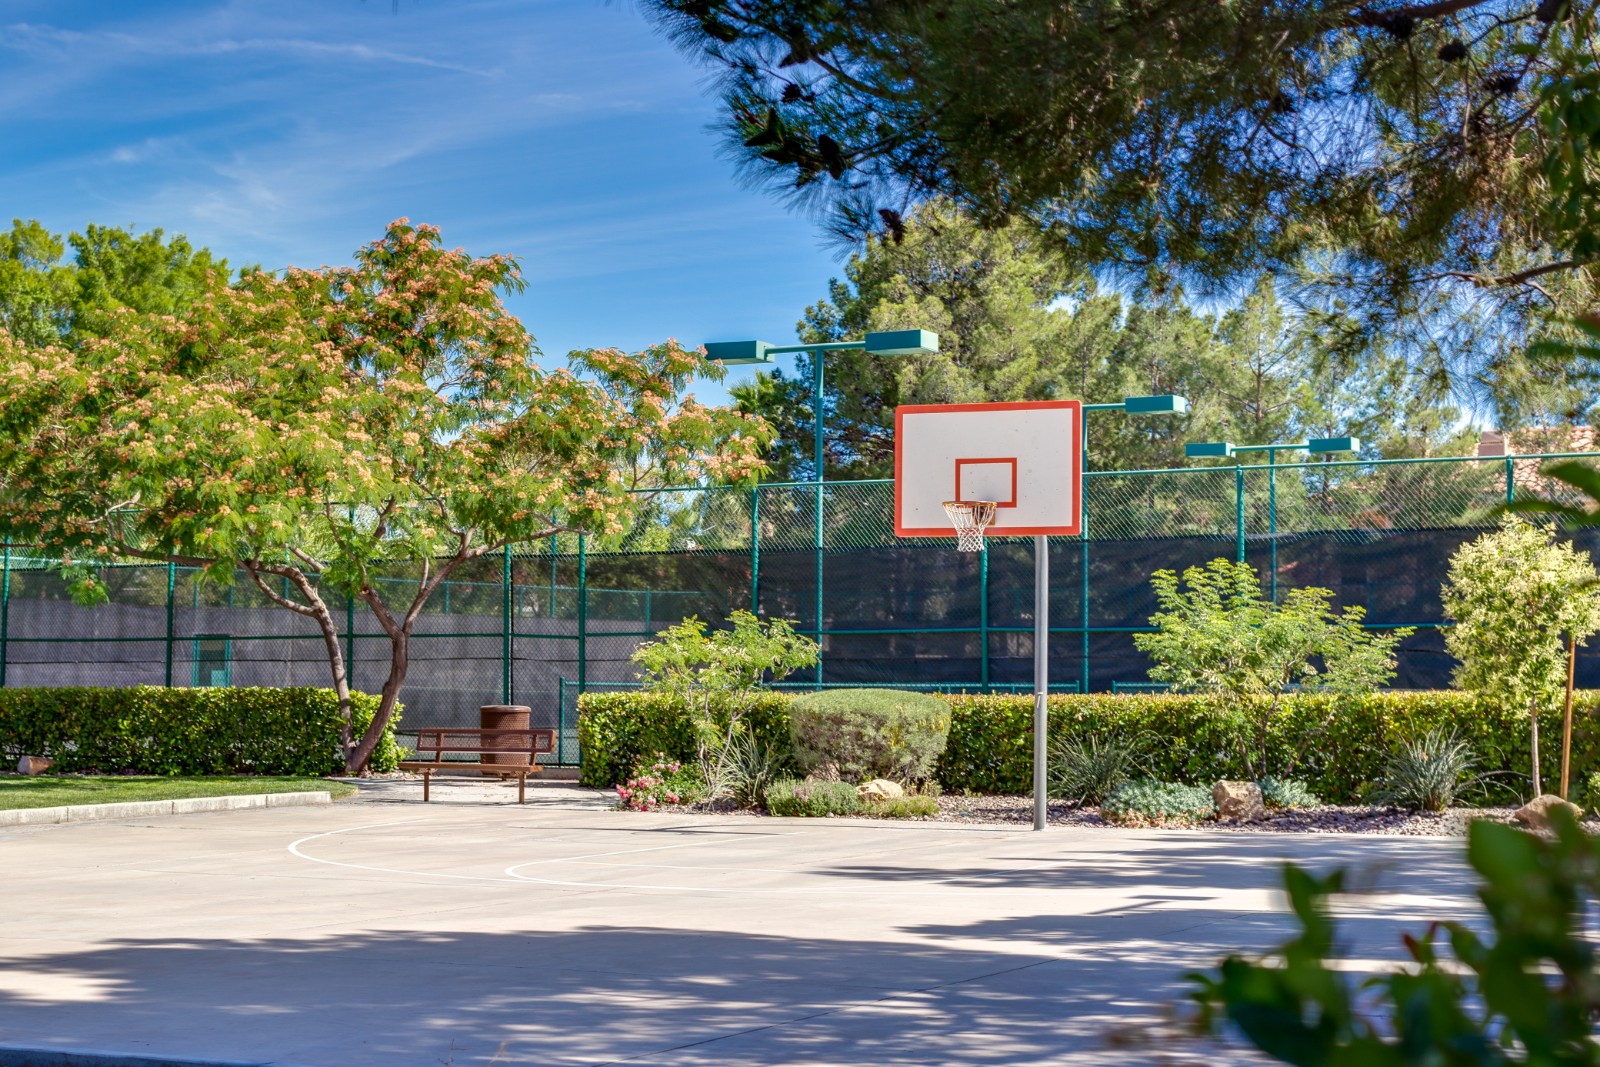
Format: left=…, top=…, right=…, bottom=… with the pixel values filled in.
left=1187, top=807, right=1600, bottom=1064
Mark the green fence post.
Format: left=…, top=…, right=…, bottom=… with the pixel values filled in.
left=501, top=543, right=513, bottom=704
left=164, top=561, right=176, bottom=687
left=1081, top=416, right=1090, bottom=692
left=1267, top=447, right=1278, bottom=603
left=750, top=486, right=760, bottom=614
left=0, top=540, right=10, bottom=688
left=1505, top=455, right=1515, bottom=506
left=814, top=479, right=825, bottom=689
left=558, top=677, right=567, bottom=765
left=577, top=534, right=588, bottom=697
left=1235, top=464, right=1246, bottom=563
left=980, top=541, right=990, bottom=691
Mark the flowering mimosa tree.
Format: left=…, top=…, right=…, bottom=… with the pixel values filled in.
left=0, top=220, right=770, bottom=772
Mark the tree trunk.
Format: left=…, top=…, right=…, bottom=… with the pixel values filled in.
left=347, top=624, right=410, bottom=774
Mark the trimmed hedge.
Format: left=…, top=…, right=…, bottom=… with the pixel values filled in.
left=580, top=689, right=1600, bottom=804
left=0, top=687, right=401, bottom=775
left=576, top=691, right=794, bottom=788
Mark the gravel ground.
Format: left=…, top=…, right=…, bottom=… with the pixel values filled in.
left=932, top=794, right=1529, bottom=835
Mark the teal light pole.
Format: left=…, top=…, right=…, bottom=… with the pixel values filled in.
left=1185, top=437, right=1362, bottom=601
left=1076, top=397, right=1189, bottom=695
left=706, top=330, right=940, bottom=685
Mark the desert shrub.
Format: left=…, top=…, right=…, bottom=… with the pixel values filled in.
left=868, top=794, right=939, bottom=819
left=1376, top=728, right=1486, bottom=812
left=765, top=778, right=862, bottom=817
left=0, top=686, right=399, bottom=775
left=1102, top=780, right=1216, bottom=825
left=710, top=730, right=785, bottom=807
left=1049, top=732, right=1145, bottom=805
left=1257, top=777, right=1322, bottom=810
left=788, top=688, right=951, bottom=782
left=615, top=753, right=704, bottom=811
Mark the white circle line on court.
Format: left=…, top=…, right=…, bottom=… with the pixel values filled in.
left=288, top=819, right=526, bottom=884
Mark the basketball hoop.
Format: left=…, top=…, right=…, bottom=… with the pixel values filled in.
left=942, top=500, right=997, bottom=553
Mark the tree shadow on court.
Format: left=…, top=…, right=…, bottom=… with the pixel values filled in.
left=808, top=831, right=1471, bottom=896
left=0, top=915, right=1333, bottom=1066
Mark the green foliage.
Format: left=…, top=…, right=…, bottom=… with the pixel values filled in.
left=580, top=689, right=1600, bottom=804
left=577, top=690, right=795, bottom=788
left=764, top=777, right=862, bottom=817
left=1102, top=780, right=1216, bottom=826
left=1375, top=728, right=1488, bottom=812
left=736, top=204, right=1463, bottom=482
left=0, top=687, right=399, bottom=776
left=0, top=219, right=770, bottom=774
left=1256, top=777, right=1321, bottom=810
left=1135, top=558, right=1410, bottom=777
left=1443, top=519, right=1600, bottom=794
left=867, top=793, right=939, bottom=819
left=646, top=0, right=1599, bottom=375
left=1048, top=732, right=1145, bottom=806
left=0, top=219, right=226, bottom=348
left=632, top=610, right=817, bottom=798
left=1188, top=809, right=1600, bottom=1063
left=787, top=687, right=950, bottom=782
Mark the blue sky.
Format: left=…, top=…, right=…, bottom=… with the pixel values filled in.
left=0, top=0, right=840, bottom=402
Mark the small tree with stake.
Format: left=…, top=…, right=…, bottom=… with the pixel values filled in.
left=0, top=219, right=770, bottom=773
left=1441, top=518, right=1600, bottom=798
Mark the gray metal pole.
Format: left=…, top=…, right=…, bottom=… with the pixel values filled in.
left=1033, top=533, right=1049, bottom=832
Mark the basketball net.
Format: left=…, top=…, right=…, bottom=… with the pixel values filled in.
left=942, top=500, right=997, bottom=553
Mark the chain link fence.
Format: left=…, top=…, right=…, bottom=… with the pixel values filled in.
left=5, top=452, right=1598, bottom=764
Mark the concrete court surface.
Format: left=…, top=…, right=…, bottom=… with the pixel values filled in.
left=0, top=788, right=1479, bottom=1067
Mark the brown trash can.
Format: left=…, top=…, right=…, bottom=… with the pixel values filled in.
left=479, top=704, right=532, bottom=778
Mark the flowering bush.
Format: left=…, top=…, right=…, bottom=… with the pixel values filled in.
left=615, top=754, right=704, bottom=811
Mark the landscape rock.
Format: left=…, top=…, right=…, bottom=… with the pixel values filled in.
left=1513, top=794, right=1584, bottom=831
left=857, top=779, right=904, bottom=802
left=1212, top=780, right=1265, bottom=822
left=17, top=756, right=54, bottom=776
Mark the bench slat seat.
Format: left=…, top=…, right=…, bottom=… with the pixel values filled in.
left=398, top=727, right=556, bottom=803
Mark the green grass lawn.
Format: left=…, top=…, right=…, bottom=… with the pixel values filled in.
left=0, top=775, right=358, bottom=810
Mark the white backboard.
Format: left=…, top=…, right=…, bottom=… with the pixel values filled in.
left=894, top=401, right=1082, bottom=537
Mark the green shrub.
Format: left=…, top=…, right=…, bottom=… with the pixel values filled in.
left=765, top=777, right=862, bottom=817
left=867, top=794, right=939, bottom=819
left=787, top=688, right=950, bottom=782
left=1049, top=732, right=1145, bottom=805
left=579, top=689, right=1600, bottom=804
left=0, top=687, right=399, bottom=775
left=577, top=690, right=793, bottom=787
left=1258, top=777, right=1321, bottom=809
left=1102, top=780, right=1216, bottom=825
left=1375, top=728, right=1487, bottom=812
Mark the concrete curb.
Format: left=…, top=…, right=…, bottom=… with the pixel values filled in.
left=0, top=1044, right=318, bottom=1066
left=0, top=791, right=331, bottom=828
